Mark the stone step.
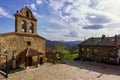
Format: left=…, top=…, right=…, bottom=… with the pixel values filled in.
left=0, top=73, right=4, bottom=79
left=0, top=70, right=5, bottom=79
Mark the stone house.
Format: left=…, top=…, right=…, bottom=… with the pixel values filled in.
left=0, top=6, right=46, bottom=69
left=79, top=35, right=120, bottom=64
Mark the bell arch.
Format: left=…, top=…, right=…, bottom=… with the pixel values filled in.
left=14, top=7, right=37, bottom=34
left=29, top=23, right=34, bottom=33
left=21, top=20, right=27, bottom=32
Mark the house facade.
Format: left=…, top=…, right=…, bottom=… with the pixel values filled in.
left=79, top=35, right=120, bottom=64
left=0, top=6, right=46, bottom=69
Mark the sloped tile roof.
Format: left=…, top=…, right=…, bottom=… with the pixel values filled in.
left=80, top=36, right=120, bottom=47
left=26, top=48, right=43, bottom=56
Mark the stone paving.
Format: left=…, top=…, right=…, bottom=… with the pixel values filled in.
left=0, top=60, right=120, bottom=80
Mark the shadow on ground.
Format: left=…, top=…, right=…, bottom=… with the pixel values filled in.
left=64, top=60, right=120, bottom=78
left=0, top=71, right=5, bottom=79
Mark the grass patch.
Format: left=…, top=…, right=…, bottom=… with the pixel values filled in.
left=61, top=53, right=78, bottom=60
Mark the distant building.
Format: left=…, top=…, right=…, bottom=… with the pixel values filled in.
left=0, top=6, right=45, bottom=69
left=79, top=35, right=120, bottom=64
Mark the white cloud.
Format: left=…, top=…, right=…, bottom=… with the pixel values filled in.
left=33, top=12, right=43, bottom=19
left=39, top=0, right=120, bottom=41
left=30, top=3, right=36, bottom=10
left=96, top=0, right=120, bottom=16
left=89, top=15, right=96, bottom=18
left=46, top=0, right=92, bottom=41
left=41, top=27, right=76, bottom=41
left=36, top=0, right=43, bottom=5
left=50, top=17, right=68, bottom=28
left=0, top=7, right=13, bottom=18
left=95, top=0, right=120, bottom=22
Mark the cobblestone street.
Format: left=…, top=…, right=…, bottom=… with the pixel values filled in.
left=0, top=60, right=120, bottom=80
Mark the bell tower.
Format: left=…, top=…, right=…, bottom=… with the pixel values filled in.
left=14, top=6, right=37, bottom=35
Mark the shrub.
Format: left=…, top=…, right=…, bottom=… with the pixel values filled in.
left=61, top=53, right=78, bottom=60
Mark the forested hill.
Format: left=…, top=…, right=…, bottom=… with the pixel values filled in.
left=46, top=40, right=82, bottom=48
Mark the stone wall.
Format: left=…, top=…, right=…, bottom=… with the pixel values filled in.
left=79, top=45, right=117, bottom=63
left=14, top=7, right=37, bottom=35
left=0, top=33, right=45, bottom=68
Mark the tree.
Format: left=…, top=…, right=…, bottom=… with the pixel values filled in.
left=69, top=45, right=78, bottom=54
left=55, top=43, right=65, bottom=54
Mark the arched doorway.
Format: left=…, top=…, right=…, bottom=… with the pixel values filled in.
left=26, top=56, right=32, bottom=66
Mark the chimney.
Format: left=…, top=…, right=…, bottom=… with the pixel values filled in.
left=91, top=37, right=93, bottom=42
left=102, top=34, right=106, bottom=39
left=115, top=35, right=117, bottom=42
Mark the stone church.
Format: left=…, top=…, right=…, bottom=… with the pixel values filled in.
left=0, top=6, right=46, bottom=69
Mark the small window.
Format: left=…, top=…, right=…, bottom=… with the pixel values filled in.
left=87, top=48, right=89, bottom=51
left=109, top=50, right=114, bottom=56
left=82, top=48, right=84, bottom=51
left=99, top=39, right=101, bottom=41
left=112, top=39, right=115, bottom=42
left=26, top=11, right=29, bottom=17
left=27, top=41, right=31, bottom=46
left=93, top=49, right=97, bottom=55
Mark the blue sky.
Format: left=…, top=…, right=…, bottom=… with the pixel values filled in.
left=0, top=0, right=120, bottom=41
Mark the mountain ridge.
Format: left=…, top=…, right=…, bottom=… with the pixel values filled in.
left=46, top=40, right=82, bottom=48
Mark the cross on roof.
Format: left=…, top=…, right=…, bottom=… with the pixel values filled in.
left=25, top=3, right=28, bottom=7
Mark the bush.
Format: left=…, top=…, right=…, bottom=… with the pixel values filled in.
left=74, top=56, right=80, bottom=61
left=61, top=53, right=78, bottom=60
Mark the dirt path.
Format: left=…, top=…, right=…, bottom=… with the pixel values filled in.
left=0, top=60, right=120, bottom=80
